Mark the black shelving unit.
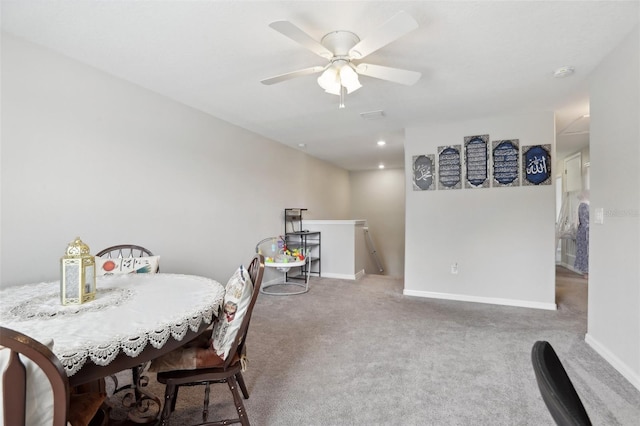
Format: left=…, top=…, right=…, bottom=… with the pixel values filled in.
left=284, top=208, right=321, bottom=280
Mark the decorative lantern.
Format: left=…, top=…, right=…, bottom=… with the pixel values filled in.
left=60, top=237, right=96, bottom=305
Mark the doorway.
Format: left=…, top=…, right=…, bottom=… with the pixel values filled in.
left=555, top=108, right=591, bottom=271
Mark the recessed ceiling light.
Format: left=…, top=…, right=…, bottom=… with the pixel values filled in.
left=378, top=164, right=385, bottom=169
left=377, top=140, right=386, bottom=146
left=298, top=143, right=306, bottom=148
left=553, top=66, right=575, bottom=78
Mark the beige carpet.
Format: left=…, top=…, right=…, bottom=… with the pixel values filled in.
left=105, top=267, right=640, bottom=425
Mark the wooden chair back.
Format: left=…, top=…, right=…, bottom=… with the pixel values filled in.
left=222, top=254, right=265, bottom=370
left=95, top=244, right=159, bottom=272
left=0, top=326, right=69, bottom=426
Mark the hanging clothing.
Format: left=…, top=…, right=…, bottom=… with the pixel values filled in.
left=555, top=195, right=578, bottom=253
left=574, top=202, right=589, bottom=273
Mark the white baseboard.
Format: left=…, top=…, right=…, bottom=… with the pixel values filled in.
left=402, top=289, right=557, bottom=311
left=322, top=270, right=365, bottom=280
left=585, top=333, right=640, bottom=392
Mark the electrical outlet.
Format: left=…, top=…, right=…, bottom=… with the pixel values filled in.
left=450, top=263, right=459, bottom=274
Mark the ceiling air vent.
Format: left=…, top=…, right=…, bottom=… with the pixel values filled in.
left=360, top=110, right=385, bottom=120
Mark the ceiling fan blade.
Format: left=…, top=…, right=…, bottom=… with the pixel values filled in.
left=261, top=66, right=326, bottom=85
left=356, top=63, right=421, bottom=86
left=269, top=21, right=333, bottom=59
left=349, top=11, right=418, bottom=59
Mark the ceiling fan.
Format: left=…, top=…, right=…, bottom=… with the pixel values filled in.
left=260, top=11, right=422, bottom=108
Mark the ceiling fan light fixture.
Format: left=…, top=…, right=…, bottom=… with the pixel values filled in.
left=263, top=11, right=422, bottom=109
left=318, top=60, right=361, bottom=96
left=325, top=86, right=341, bottom=96
left=317, top=65, right=339, bottom=92
left=339, top=64, right=361, bottom=93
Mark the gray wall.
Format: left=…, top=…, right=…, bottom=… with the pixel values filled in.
left=0, top=34, right=350, bottom=287
left=586, top=25, right=640, bottom=390
left=404, top=112, right=557, bottom=310
left=349, top=169, right=405, bottom=277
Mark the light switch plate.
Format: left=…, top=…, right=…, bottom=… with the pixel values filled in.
left=595, top=207, right=604, bottom=224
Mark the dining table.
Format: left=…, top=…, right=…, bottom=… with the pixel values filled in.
left=0, top=272, right=225, bottom=422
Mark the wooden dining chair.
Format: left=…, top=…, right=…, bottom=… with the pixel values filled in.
left=0, top=326, right=107, bottom=426
left=155, top=254, right=265, bottom=426
left=95, top=244, right=159, bottom=273
left=94, top=244, right=159, bottom=405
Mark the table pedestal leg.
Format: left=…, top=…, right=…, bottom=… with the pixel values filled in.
left=111, top=362, right=162, bottom=423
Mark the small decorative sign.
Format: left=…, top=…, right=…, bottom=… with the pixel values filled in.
left=412, top=154, right=435, bottom=191
left=464, top=135, right=489, bottom=188
left=438, top=145, right=462, bottom=190
left=492, top=139, right=520, bottom=187
left=523, top=144, right=552, bottom=186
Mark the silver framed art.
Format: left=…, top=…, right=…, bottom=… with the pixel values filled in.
left=464, top=135, right=489, bottom=188
left=438, top=145, right=462, bottom=190
left=492, top=139, right=520, bottom=187
left=522, top=144, right=552, bottom=186
left=412, top=154, right=435, bottom=191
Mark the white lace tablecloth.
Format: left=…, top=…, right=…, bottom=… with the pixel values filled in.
left=0, top=273, right=224, bottom=377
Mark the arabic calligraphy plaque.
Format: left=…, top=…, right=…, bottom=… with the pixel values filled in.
left=464, top=135, right=489, bottom=188
left=438, top=145, right=462, bottom=190
left=492, top=139, right=520, bottom=187
left=412, top=154, right=435, bottom=191
left=523, top=144, right=552, bottom=186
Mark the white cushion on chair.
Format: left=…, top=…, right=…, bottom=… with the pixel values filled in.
left=0, top=338, right=55, bottom=426
left=96, top=255, right=160, bottom=275
left=211, top=265, right=254, bottom=360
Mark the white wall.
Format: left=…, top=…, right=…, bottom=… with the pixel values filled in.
left=302, top=220, right=366, bottom=280
left=586, top=25, right=640, bottom=391
left=404, top=112, right=556, bottom=310
left=0, top=34, right=350, bottom=287
left=349, top=169, right=405, bottom=277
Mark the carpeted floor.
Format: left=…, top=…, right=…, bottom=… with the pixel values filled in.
left=106, top=266, right=640, bottom=425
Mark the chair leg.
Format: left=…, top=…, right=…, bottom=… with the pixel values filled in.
left=132, top=365, right=142, bottom=402
left=227, top=375, right=250, bottom=426
left=159, top=382, right=177, bottom=426
left=203, top=383, right=211, bottom=424
left=171, top=386, right=179, bottom=412
left=236, top=372, right=249, bottom=399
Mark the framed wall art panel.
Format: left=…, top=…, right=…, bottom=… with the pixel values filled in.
left=412, top=154, right=436, bottom=191
left=522, top=144, right=552, bottom=186
left=464, top=134, right=489, bottom=188
left=492, top=139, right=520, bottom=187
left=438, top=145, right=462, bottom=190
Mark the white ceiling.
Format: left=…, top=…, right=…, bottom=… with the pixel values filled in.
left=2, top=1, right=638, bottom=170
